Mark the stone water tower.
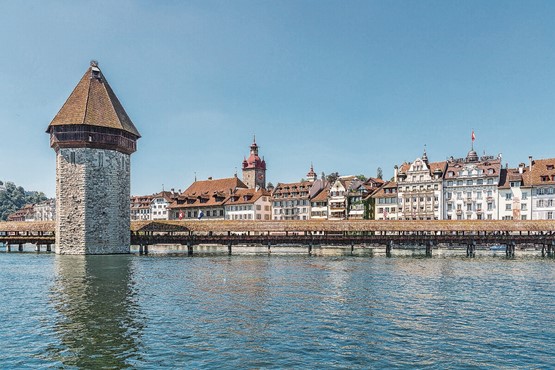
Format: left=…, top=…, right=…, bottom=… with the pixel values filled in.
left=46, top=61, right=140, bottom=254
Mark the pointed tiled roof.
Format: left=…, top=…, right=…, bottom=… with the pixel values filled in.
left=47, top=62, right=140, bottom=137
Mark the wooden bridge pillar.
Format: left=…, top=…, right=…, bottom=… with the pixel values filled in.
left=227, top=242, right=232, bottom=256
left=386, top=241, right=392, bottom=257
left=46, top=244, right=51, bottom=252
left=18, top=244, right=23, bottom=252
left=351, top=242, right=354, bottom=255
left=139, top=244, right=144, bottom=255
left=466, top=241, right=476, bottom=257
left=35, top=244, right=40, bottom=253
left=267, top=242, right=271, bottom=254
left=506, top=242, right=515, bottom=257
left=426, top=241, right=433, bottom=257
left=187, top=242, right=193, bottom=256
left=308, top=243, right=313, bottom=255
left=6, top=244, right=11, bottom=252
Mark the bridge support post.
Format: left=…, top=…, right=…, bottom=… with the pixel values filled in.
left=467, top=241, right=476, bottom=257
left=35, top=244, right=40, bottom=253
left=139, top=244, right=144, bottom=255
left=228, top=242, right=232, bottom=256
left=386, top=241, right=392, bottom=257
left=187, top=242, right=193, bottom=256
left=18, top=244, right=23, bottom=252
left=351, top=242, right=354, bottom=255
left=542, top=243, right=546, bottom=257
left=506, top=242, right=515, bottom=257
left=46, top=244, right=51, bottom=252
left=144, top=244, right=149, bottom=255
left=426, top=241, right=433, bottom=257
left=6, top=244, right=10, bottom=252
left=308, top=243, right=313, bottom=255
left=267, top=242, right=271, bottom=254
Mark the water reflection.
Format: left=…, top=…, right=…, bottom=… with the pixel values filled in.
left=48, top=255, right=143, bottom=368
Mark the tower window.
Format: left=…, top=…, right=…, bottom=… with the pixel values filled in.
left=70, top=152, right=76, bottom=164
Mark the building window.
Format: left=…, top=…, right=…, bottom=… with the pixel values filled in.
left=522, top=204, right=527, bottom=211
left=487, top=178, right=493, bottom=184
left=487, top=203, right=493, bottom=211
left=466, top=180, right=473, bottom=186
left=70, top=152, right=76, bottom=164
left=506, top=204, right=512, bottom=211
left=506, top=193, right=512, bottom=200
left=548, top=211, right=553, bottom=220
left=522, top=192, right=528, bottom=200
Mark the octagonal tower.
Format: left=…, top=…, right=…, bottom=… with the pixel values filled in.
left=46, top=61, right=140, bottom=254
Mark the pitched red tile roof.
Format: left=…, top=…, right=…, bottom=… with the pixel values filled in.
left=526, top=158, right=555, bottom=186
left=47, top=64, right=140, bottom=137
left=225, top=188, right=270, bottom=206
left=371, top=181, right=398, bottom=199
left=170, top=177, right=248, bottom=209
left=311, top=188, right=329, bottom=202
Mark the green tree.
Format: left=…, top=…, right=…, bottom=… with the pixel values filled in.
left=0, top=181, right=47, bottom=220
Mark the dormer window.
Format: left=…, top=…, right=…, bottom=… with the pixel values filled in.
left=548, top=165, right=555, bottom=170
left=488, top=169, right=494, bottom=175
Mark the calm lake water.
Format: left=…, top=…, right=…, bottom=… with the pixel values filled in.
left=1, top=252, right=555, bottom=369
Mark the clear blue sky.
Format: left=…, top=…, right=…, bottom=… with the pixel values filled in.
left=1, top=0, right=555, bottom=197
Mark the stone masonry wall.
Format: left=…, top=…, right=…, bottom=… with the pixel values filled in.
left=56, top=148, right=131, bottom=254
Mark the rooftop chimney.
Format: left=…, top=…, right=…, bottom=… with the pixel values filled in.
left=529, top=155, right=533, bottom=172
left=393, top=165, right=398, bottom=183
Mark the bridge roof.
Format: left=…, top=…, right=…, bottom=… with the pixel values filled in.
left=2, top=220, right=555, bottom=235
left=0, top=221, right=55, bottom=233
left=131, top=220, right=555, bottom=233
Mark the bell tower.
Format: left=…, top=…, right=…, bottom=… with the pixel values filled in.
left=46, top=61, right=141, bottom=254
left=242, top=136, right=266, bottom=189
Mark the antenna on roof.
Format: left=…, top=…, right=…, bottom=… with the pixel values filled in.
left=194, top=171, right=197, bottom=182
left=162, top=184, right=164, bottom=192
left=90, top=60, right=98, bottom=67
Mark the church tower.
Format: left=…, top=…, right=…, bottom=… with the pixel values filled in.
left=242, top=136, right=266, bottom=189
left=46, top=61, right=141, bottom=254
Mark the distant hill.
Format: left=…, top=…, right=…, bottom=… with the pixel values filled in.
left=0, top=181, right=47, bottom=221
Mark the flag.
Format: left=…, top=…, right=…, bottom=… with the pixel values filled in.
left=471, top=130, right=476, bottom=142
left=178, top=211, right=184, bottom=220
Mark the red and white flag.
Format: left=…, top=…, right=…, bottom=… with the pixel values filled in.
left=471, top=130, right=476, bottom=142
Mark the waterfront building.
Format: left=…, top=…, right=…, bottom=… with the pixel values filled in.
left=242, top=137, right=266, bottom=189
left=498, top=163, right=532, bottom=220
left=224, top=188, right=272, bottom=220
left=310, top=182, right=330, bottom=219
left=443, top=150, right=502, bottom=220
left=46, top=61, right=140, bottom=254
left=272, top=170, right=327, bottom=220
left=396, top=150, right=446, bottom=220
left=34, top=199, right=56, bottom=221
left=346, top=177, right=384, bottom=219
left=151, top=191, right=180, bottom=220
left=359, top=178, right=385, bottom=220
left=328, top=176, right=359, bottom=220
left=527, top=156, right=555, bottom=220
left=372, top=181, right=399, bottom=220
left=7, top=204, right=35, bottom=222
left=169, top=176, right=247, bottom=220
left=130, top=195, right=154, bottom=221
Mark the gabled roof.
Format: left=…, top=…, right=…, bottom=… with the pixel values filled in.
left=47, top=63, right=140, bottom=137
left=224, top=188, right=270, bottom=206
left=371, top=181, right=398, bottom=198
left=170, top=177, right=248, bottom=209
left=311, top=188, right=329, bottom=203
left=526, top=158, right=555, bottom=186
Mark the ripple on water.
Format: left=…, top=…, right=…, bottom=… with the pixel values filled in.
left=1, top=254, right=555, bottom=368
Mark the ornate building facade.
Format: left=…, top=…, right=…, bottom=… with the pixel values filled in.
left=443, top=150, right=502, bottom=220
left=396, top=150, right=446, bottom=220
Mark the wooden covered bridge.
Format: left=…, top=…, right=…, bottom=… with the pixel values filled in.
left=2, top=220, right=554, bottom=256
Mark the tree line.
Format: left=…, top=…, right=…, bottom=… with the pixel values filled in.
left=0, top=181, right=47, bottom=221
